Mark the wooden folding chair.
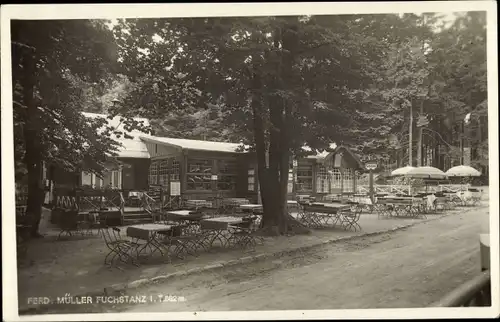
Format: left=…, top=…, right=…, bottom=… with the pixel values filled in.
left=101, top=226, right=140, bottom=269
left=340, top=209, right=362, bottom=232
left=160, top=225, right=208, bottom=260
left=227, top=218, right=263, bottom=249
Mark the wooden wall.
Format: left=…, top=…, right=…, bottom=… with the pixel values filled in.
left=144, top=141, right=182, bottom=159
left=120, top=157, right=150, bottom=190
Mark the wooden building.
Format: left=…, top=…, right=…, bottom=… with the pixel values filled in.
left=141, top=136, right=250, bottom=200
left=49, top=113, right=365, bottom=203
left=142, top=138, right=364, bottom=202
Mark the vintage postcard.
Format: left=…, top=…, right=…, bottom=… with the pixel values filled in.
left=1, top=1, right=498, bottom=321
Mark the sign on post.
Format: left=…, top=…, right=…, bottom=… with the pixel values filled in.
left=365, top=162, right=377, bottom=170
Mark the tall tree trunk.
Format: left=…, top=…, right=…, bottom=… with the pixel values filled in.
left=22, top=51, right=44, bottom=237
left=258, top=19, right=309, bottom=235
left=417, top=100, right=423, bottom=167
left=249, top=59, right=271, bottom=226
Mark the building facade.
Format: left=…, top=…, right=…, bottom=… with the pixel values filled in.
left=49, top=113, right=365, bottom=203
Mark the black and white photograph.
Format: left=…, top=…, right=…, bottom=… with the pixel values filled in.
left=1, top=2, right=498, bottom=321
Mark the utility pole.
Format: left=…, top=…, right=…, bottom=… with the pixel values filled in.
left=460, top=120, right=464, bottom=165
left=409, top=103, right=413, bottom=166
left=417, top=101, right=423, bottom=167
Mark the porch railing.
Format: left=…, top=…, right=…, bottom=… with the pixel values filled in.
left=356, top=184, right=470, bottom=195
left=430, top=270, right=491, bottom=307
left=357, top=185, right=411, bottom=195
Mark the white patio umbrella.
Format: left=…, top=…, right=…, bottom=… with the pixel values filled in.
left=405, top=166, right=448, bottom=179
left=446, top=165, right=481, bottom=177
left=391, top=166, right=415, bottom=176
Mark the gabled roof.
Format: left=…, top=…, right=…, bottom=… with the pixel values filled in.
left=303, top=143, right=338, bottom=159
left=331, top=145, right=364, bottom=169
left=307, top=144, right=364, bottom=169
left=82, top=112, right=151, bottom=159
left=141, top=136, right=249, bottom=153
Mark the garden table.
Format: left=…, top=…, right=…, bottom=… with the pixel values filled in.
left=239, top=204, right=263, bottom=214
left=185, top=199, right=213, bottom=209
left=162, top=210, right=206, bottom=234
left=222, top=198, right=250, bottom=206
left=300, top=203, right=350, bottom=228
left=126, top=223, right=173, bottom=258
left=200, top=216, right=244, bottom=248
left=377, top=197, right=425, bottom=218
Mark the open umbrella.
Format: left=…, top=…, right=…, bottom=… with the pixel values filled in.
left=405, top=166, right=448, bottom=179
left=391, top=166, right=415, bottom=176
left=446, top=165, right=481, bottom=177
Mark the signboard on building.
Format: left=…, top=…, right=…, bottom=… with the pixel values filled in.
left=170, top=181, right=181, bottom=196
left=211, top=175, right=218, bottom=181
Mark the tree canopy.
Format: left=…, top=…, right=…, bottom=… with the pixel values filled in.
left=12, top=12, right=488, bottom=236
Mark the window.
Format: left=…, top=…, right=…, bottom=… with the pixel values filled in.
left=316, top=165, right=329, bottom=193
left=296, top=161, right=313, bottom=192
left=188, top=159, right=212, bottom=174
left=248, top=169, right=256, bottom=191
left=82, top=172, right=93, bottom=186
left=187, top=159, right=213, bottom=190
left=170, top=160, right=180, bottom=181
left=81, top=172, right=103, bottom=189
left=158, top=160, right=169, bottom=186
left=149, top=161, right=159, bottom=186
left=330, top=168, right=342, bottom=190
left=288, top=169, right=294, bottom=193
left=343, top=168, right=355, bottom=193
left=217, top=175, right=237, bottom=191
left=217, top=159, right=237, bottom=191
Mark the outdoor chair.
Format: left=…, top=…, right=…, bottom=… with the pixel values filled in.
left=340, top=209, right=362, bottom=232
left=101, top=226, right=140, bottom=269
left=57, top=210, right=85, bottom=240
left=227, top=217, right=263, bottom=249
left=468, top=189, right=482, bottom=206
left=160, top=225, right=208, bottom=260
left=82, top=211, right=103, bottom=236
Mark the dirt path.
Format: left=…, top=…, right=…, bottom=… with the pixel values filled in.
left=111, top=206, right=489, bottom=312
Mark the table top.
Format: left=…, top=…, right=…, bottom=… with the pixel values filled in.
left=240, top=204, right=263, bottom=209
left=128, top=223, right=173, bottom=231
left=287, top=200, right=298, bottom=205
left=311, top=202, right=350, bottom=208
left=201, top=216, right=243, bottom=224
left=186, top=199, right=209, bottom=203
left=378, top=196, right=416, bottom=199
left=166, top=210, right=194, bottom=216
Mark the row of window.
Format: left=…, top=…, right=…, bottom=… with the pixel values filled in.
left=81, top=170, right=122, bottom=189
left=148, top=158, right=180, bottom=186
left=149, top=158, right=357, bottom=193
left=149, top=158, right=238, bottom=191
left=246, top=163, right=357, bottom=194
